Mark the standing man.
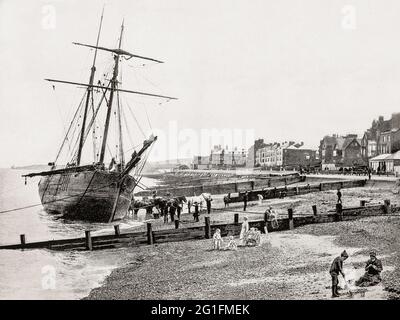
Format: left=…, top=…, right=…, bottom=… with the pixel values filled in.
left=368, top=167, right=372, bottom=180
left=243, top=191, right=249, bottom=211
left=206, top=196, right=212, bottom=214
left=329, top=250, right=349, bottom=298
left=336, top=188, right=342, bottom=204
left=176, top=201, right=182, bottom=220
left=163, top=202, right=169, bottom=224
left=169, top=202, right=176, bottom=222
left=193, top=202, right=200, bottom=222
left=187, top=199, right=192, bottom=214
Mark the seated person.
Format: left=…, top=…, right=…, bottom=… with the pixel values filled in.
left=212, top=228, right=223, bottom=250
left=355, top=251, right=383, bottom=287
left=225, top=236, right=237, bottom=251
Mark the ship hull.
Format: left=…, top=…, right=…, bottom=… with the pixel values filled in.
left=38, top=169, right=136, bottom=222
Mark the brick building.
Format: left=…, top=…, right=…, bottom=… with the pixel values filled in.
left=246, top=139, right=267, bottom=168
left=361, top=113, right=400, bottom=160
left=256, top=141, right=317, bottom=169
left=319, top=134, right=364, bottom=169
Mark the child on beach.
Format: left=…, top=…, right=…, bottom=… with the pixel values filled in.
left=225, top=236, right=237, bottom=251
left=212, top=229, right=223, bottom=250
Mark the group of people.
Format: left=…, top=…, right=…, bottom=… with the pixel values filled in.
left=330, top=250, right=383, bottom=298
left=212, top=216, right=262, bottom=250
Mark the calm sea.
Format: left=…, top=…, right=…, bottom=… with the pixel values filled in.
left=0, top=168, right=156, bottom=299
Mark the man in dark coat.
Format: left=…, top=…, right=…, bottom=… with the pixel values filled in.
left=336, top=188, right=342, bottom=204
left=163, top=203, right=169, bottom=224
left=169, top=202, right=176, bottom=222
left=243, top=191, right=249, bottom=211
left=193, top=202, right=200, bottom=222
left=355, top=251, right=383, bottom=287
left=329, top=250, right=349, bottom=298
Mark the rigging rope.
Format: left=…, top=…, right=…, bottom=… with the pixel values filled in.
left=124, top=97, right=146, bottom=138
left=54, top=92, right=86, bottom=164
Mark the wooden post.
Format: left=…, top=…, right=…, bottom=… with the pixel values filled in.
left=20, top=234, right=26, bottom=246
left=234, top=213, right=239, bottom=225
left=175, top=219, right=180, bottom=229
left=336, top=203, right=343, bottom=221
left=85, top=230, right=92, bottom=251
left=312, top=205, right=317, bottom=216
left=114, top=225, right=121, bottom=236
left=147, top=223, right=154, bottom=245
left=360, top=200, right=366, bottom=207
left=384, top=199, right=391, bottom=214
left=288, top=208, right=294, bottom=230
left=205, top=217, right=211, bottom=239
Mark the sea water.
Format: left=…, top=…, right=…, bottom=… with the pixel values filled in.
left=0, top=168, right=157, bottom=299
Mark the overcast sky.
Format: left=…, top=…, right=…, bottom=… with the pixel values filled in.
left=1, top=0, right=400, bottom=167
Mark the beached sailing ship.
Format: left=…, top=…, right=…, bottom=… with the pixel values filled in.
left=23, top=12, right=177, bottom=222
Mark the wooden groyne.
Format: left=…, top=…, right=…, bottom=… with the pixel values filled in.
left=226, top=179, right=367, bottom=203
left=0, top=198, right=395, bottom=252
left=136, top=174, right=306, bottom=197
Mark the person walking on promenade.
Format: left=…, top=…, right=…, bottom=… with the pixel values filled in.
left=336, top=188, right=342, bottom=204
left=223, top=193, right=230, bottom=208
left=193, top=202, right=200, bottom=222
left=329, top=250, right=349, bottom=298
left=243, top=191, right=249, bottom=211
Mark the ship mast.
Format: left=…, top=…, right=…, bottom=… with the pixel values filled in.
left=117, top=90, right=125, bottom=167
left=99, top=21, right=124, bottom=165
left=76, top=8, right=104, bottom=166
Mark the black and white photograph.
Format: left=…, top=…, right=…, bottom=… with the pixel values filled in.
left=0, top=0, right=400, bottom=310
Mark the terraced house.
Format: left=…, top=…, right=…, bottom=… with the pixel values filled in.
left=256, top=141, right=317, bottom=170
left=319, top=134, right=364, bottom=170
left=361, top=113, right=400, bottom=160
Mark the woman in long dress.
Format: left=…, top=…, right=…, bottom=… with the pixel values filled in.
left=239, top=216, right=249, bottom=245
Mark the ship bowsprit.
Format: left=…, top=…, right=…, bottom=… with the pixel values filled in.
left=38, top=170, right=136, bottom=222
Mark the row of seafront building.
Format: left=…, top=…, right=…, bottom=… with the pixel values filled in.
left=191, top=112, right=400, bottom=175
left=192, top=141, right=318, bottom=171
